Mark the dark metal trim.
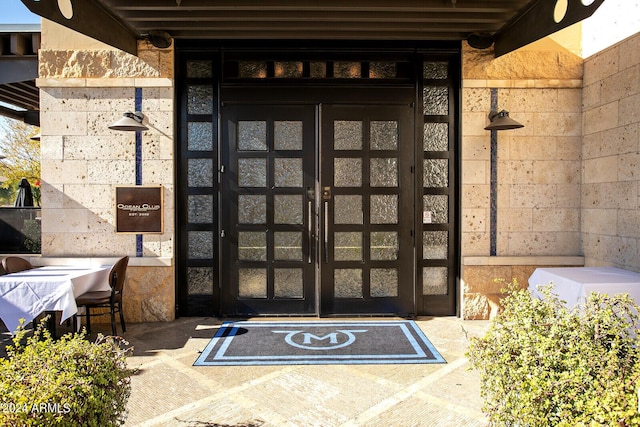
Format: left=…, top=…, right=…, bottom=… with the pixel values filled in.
left=20, top=0, right=138, bottom=55
left=494, top=0, right=605, bottom=57
left=0, top=57, right=38, bottom=85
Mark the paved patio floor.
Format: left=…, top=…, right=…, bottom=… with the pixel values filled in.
left=1, top=316, right=491, bottom=427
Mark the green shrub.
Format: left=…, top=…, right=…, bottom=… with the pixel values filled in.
left=0, top=320, right=135, bottom=426
left=467, top=280, right=640, bottom=426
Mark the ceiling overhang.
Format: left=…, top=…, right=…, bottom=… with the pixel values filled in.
left=0, top=25, right=40, bottom=125
left=20, top=0, right=605, bottom=58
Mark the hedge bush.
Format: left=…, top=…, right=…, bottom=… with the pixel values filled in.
left=0, top=320, right=135, bottom=426
left=467, top=280, right=640, bottom=426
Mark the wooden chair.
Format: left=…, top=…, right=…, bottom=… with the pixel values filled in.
left=1, top=256, right=33, bottom=273
left=74, top=256, right=129, bottom=335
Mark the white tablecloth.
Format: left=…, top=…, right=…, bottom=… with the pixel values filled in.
left=528, top=267, right=640, bottom=308
left=0, top=265, right=110, bottom=334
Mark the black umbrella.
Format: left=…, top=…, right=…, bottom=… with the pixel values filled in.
left=15, top=178, right=34, bottom=207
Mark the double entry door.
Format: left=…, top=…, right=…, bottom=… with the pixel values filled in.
left=221, top=103, right=414, bottom=316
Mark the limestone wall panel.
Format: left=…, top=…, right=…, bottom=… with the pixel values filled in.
left=462, top=184, right=490, bottom=208
left=87, top=159, right=136, bottom=184
left=617, top=209, right=640, bottom=239
left=63, top=184, right=113, bottom=210
left=462, top=160, right=488, bottom=185
left=619, top=93, right=640, bottom=127
left=462, top=209, right=488, bottom=233
left=42, top=159, right=88, bottom=185
left=41, top=209, right=88, bottom=233
left=583, top=44, right=619, bottom=86
left=532, top=208, right=580, bottom=232
left=63, top=136, right=135, bottom=160
left=461, top=232, right=490, bottom=256
left=497, top=208, right=533, bottom=232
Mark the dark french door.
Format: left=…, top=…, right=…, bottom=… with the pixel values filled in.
left=221, top=102, right=414, bottom=316
left=320, top=105, right=414, bottom=315
left=221, top=105, right=317, bottom=315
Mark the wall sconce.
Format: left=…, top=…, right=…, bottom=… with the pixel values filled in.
left=109, top=111, right=148, bottom=132
left=484, top=110, right=524, bottom=131
left=30, top=133, right=40, bottom=141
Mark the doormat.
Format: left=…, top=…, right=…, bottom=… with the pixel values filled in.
left=193, top=320, right=446, bottom=366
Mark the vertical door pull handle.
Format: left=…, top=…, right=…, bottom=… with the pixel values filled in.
left=307, top=200, right=313, bottom=264
left=324, top=200, right=329, bottom=264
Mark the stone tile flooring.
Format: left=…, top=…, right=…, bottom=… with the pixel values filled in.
left=1, top=316, right=491, bottom=426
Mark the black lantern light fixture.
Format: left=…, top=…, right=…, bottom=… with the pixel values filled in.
left=109, top=111, right=148, bottom=132
left=484, top=110, right=524, bottom=131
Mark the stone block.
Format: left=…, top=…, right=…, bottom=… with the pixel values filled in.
left=497, top=208, right=533, bottom=232
left=583, top=156, right=618, bottom=184
left=125, top=266, right=175, bottom=323
left=533, top=160, right=580, bottom=184
left=602, top=66, right=640, bottom=105
left=462, top=184, right=490, bottom=208
left=87, top=159, right=136, bottom=185
left=463, top=265, right=513, bottom=293
left=583, top=45, right=619, bottom=86
left=42, top=111, right=88, bottom=136
left=554, top=184, right=581, bottom=208
left=141, top=160, right=174, bottom=184
left=41, top=182, right=64, bottom=209
left=462, top=209, right=488, bottom=232
left=64, top=136, right=135, bottom=160
left=43, top=159, right=88, bottom=185
left=461, top=232, right=490, bottom=256
left=583, top=101, right=619, bottom=135
left=41, top=208, right=88, bottom=233
left=619, top=152, right=640, bottom=181
left=462, top=45, right=582, bottom=80
left=619, top=93, right=640, bottom=127
left=462, top=111, right=488, bottom=137
left=462, top=293, right=490, bottom=320
left=532, top=208, right=580, bottom=232
left=619, top=34, right=640, bottom=72
left=499, top=160, right=534, bottom=184
left=40, top=135, right=64, bottom=160
left=461, top=136, right=490, bottom=160
left=63, top=184, right=113, bottom=210
left=462, top=160, right=488, bottom=185
left=462, top=87, right=491, bottom=112
left=617, top=209, right=640, bottom=239
left=582, top=82, right=601, bottom=111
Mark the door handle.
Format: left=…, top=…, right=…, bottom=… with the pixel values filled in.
left=324, top=200, right=329, bottom=264
left=307, top=200, right=313, bottom=264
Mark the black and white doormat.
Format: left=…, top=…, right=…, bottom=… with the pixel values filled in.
left=194, top=320, right=446, bottom=366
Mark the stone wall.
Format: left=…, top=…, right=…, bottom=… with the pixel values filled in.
left=461, top=40, right=585, bottom=319
left=36, top=29, right=176, bottom=322
left=581, top=33, right=640, bottom=270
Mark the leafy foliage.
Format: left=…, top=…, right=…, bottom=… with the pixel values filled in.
left=0, top=320, right=135, bottom=426
left=0, top=118, right=40, bottom=206
left=468, top=280, right=640, bottom=426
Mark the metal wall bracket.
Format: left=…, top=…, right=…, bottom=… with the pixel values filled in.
left=493, top=0, right=605, bottom=57
left=20, top=0, right=138, bottom=55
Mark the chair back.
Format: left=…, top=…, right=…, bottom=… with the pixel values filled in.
left=1, top=256, right=33, bottom=273
left=109, top=256, right=129, bottom=295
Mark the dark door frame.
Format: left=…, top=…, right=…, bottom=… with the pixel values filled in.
left=175, top=45, right=461, bottom=318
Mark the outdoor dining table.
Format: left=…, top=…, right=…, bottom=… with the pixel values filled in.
left=528, top=267, right=640, bottom=309
left=0, top=265, right=110, bottom=335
